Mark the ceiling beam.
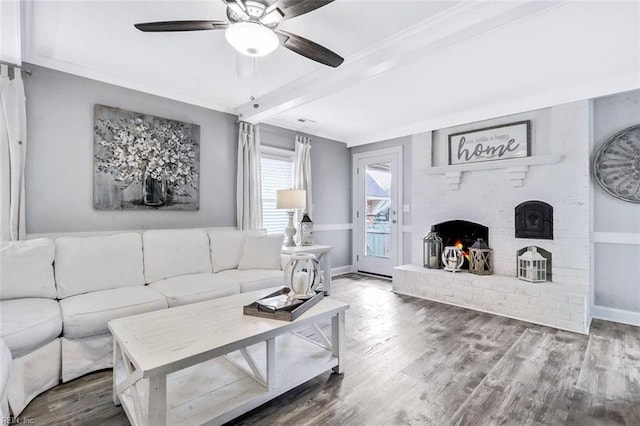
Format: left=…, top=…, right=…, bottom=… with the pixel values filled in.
left=0, top=0, right=22, bottom=65
left=236, top=0, right=566, bottom=124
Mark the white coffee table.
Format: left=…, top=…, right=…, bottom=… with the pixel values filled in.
left=108, top=288, right=349, bottom=426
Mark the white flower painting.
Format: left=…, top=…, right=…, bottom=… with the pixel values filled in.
left=93, top=105, right=200, bottom=210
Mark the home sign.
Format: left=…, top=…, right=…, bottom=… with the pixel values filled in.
left=448, top=121, right=530, bottom=165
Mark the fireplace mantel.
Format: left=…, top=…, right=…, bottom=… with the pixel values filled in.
left=424, top=154, right=563, bottom=189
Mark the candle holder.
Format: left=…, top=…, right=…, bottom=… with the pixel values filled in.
left=441, top=246, right=464, bottom=272
left=423, top=228, right=443, bottom=269
left=284, top=253, right=321, bottom=298
left=517, top=246, right=547, bottom=282
left=469, top=238, right=493, bottom=275
left=300, top=212, right=313, bottom=246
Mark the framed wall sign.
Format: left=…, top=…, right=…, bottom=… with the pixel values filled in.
left=448, top=121, right=530, bottom=165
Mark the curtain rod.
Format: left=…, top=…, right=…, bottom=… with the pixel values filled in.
left=0, top=60, right=32, bottom=76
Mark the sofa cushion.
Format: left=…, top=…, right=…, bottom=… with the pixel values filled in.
left=0, top=298, right=62, bottom=358
left=55, top=233, right=145, bottom=299
left=237, top=234, right=284, bottom=271
left=148, top=273, right=240, bottom=307
left=218, top=269, right=285, bottom=293
left=143, top=229, right=212, bottom=283
left=0, top=239, right=56, bottom=300
left=208, top=229, right=265, bottom=273
left=59, top=287, right=167, bottom=339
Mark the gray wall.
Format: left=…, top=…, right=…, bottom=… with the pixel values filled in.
left=22, top=66, right=352, bottom=267
left=24, top=64, right=238, bottom=233
left=592, top=89, right=640, bottom=314
left=350, top=136, right=412, bottom=265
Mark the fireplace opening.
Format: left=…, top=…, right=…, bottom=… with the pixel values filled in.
left=432, top=220, right=488, bottom=269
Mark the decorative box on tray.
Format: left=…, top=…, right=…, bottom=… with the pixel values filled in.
left=243, top=287, right=324, bottom=321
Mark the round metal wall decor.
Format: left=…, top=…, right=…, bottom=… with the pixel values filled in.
left=593, top=124, right=640, bottom=203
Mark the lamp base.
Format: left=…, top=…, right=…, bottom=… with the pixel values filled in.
left=283, top=211, right=297, bottom=247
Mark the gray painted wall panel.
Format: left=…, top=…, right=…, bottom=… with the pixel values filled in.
left=24, top=64, right=237, bottom=233
left=594, top=243, right=640, bottom=311
left=314, top=230, right=352, bottom=269
left=592, top=89, right=640, bottom=314
left=592, top=90, right=640, bottom=233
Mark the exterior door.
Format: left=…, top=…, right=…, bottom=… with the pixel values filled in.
left=353, top=147, right=402, bottom=276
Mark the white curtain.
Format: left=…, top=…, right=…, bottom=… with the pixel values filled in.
left=236, top=121, right=263, bottom=230
left=293, top=135, right=312, bottom=227
left=0, top=64, right=27, bottom=241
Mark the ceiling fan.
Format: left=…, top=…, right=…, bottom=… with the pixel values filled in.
left=134, top=0, right=344, bottom=68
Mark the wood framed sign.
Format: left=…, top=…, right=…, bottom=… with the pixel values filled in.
left=448, top=120, right=530, bottom=165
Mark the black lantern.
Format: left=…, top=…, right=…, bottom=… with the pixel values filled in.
left=469, top=238, right=493, bottom=275
left=423, top=227, right=443, bottom=269
left=300, top=213, right=313, bottom=246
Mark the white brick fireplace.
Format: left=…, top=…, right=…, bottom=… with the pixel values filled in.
left=393, top=101, right=591, bottom=334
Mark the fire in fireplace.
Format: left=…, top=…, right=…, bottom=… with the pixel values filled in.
left=432, top=220, right=489, bottom=269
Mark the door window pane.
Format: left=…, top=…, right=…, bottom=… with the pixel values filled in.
left=365, top=162, right=391, bottom=258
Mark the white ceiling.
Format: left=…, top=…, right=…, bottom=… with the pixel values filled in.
left=19, top=0, right=640, bottom=146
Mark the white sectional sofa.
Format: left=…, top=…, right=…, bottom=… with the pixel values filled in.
left=0, top=238, right=62, bottom=417
left=0, top=228, right=285, bottom=416
left=0, top=339, right=12, bottom=419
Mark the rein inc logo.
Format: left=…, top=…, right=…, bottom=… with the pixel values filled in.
left=2, top=416, right=34, bottom=424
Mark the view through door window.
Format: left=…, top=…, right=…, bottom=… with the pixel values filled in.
left=365, top=162, right=391, bottom=258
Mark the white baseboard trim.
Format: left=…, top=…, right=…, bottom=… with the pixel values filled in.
left=314, top=223, right=353, bottom=232
left=332, top=265, right=355, bottom=276
left=592, top=305, right=640, bottom=327
left=592, top=232, right=640, bottom=245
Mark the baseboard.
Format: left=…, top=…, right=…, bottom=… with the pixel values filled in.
left=591, top=305, right=640, bottom=327
left=331, top=265, right=354, bottom=276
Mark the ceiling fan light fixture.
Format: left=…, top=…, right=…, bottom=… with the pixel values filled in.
left=225, top=21, right=279, bottom=57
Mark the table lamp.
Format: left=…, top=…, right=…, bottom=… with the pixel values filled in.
left=276, top=189, right=306, bottom=247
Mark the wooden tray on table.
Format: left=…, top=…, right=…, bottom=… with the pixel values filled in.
left=243, top=287, right=324, bottom=321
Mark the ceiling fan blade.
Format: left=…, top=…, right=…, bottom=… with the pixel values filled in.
left=226, top=0, right=250, bottom=20
left=276, top=30, right=343, bottom=68
left=134, top=20, right=228, bottom=32
left=265, top=0, right=334, bottom=22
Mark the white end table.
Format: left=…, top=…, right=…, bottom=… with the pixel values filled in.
left=282, top=245, right=333, bottom=295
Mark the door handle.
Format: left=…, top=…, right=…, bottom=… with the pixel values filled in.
left=392, top=219, right=397, bottom=224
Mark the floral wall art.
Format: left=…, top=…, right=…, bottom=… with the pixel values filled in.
left=93, top=105, right=200, bottom=210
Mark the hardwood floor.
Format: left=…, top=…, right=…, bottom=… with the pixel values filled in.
left=18, top=274, right=640, bottom=425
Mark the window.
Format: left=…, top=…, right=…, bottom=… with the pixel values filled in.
left=261, top=146, right=294, bottom=234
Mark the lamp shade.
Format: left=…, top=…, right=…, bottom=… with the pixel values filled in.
left=276, top=189, right=306, bottom=210
left=225, top=22, right=279, bottom=57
